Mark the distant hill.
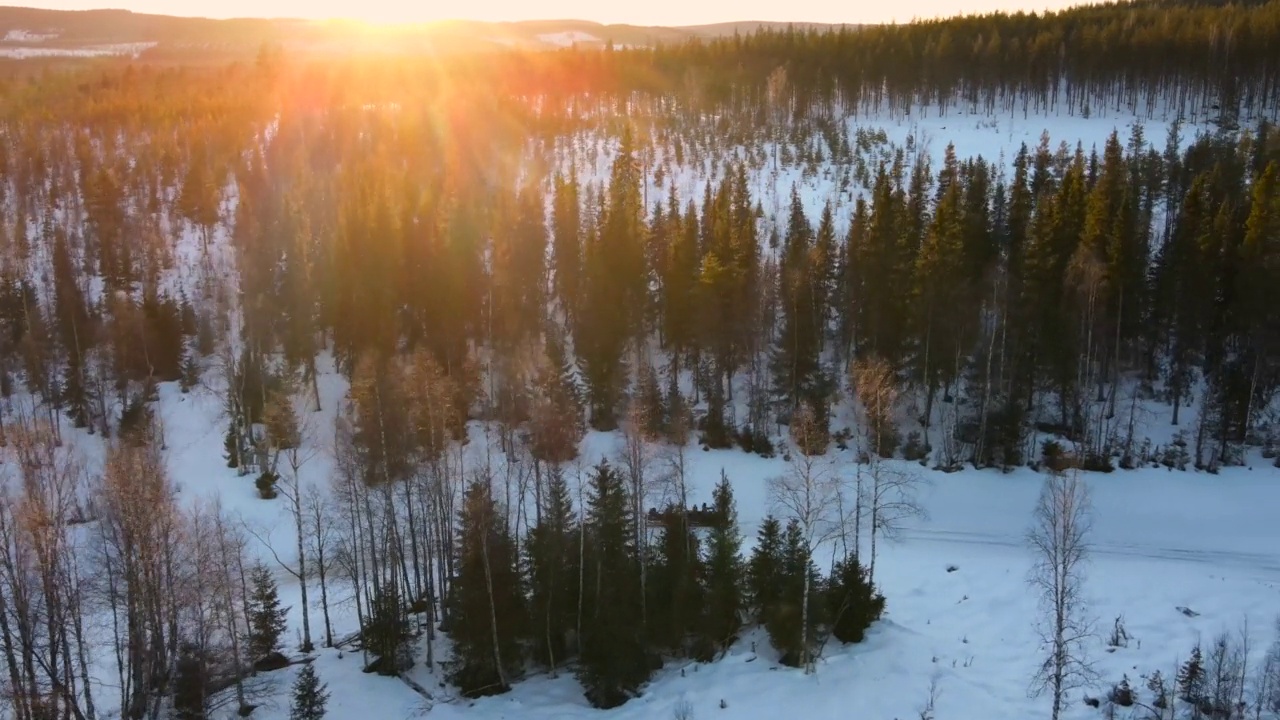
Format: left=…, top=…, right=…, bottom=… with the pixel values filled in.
left=0, top=6, right=855, bottom=62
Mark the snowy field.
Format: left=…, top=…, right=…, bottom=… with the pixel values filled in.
left=141, top=353, right=1280, bottom=720
left=11, top=97, right=1277, bottom=719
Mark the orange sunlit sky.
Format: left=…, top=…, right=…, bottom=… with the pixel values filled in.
left=17, top=0, right=1089, bottom=26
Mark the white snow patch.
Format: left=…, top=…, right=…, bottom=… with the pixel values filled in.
left=3, top=29, right=60, bottom=42
left=537, top=31, right=601, bottom=47
left=0, top=41, right=156, bottom=59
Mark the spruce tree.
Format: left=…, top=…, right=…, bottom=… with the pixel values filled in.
left=526, top=467, right=579, bottom=672
left=765, top=519, right=823, bottom=668
left=1178, top=644, right=1206, bottom=706
left=363, top=581, right=410, bottom=675
left=289, top=663, right=330, bottom=720
left=447, top=479, right=525, bottom=697
left=827, top=553, right=885, bottom=644
left=701, top=472, right=744, bottom=656
left=648, top=510, right=704, bottom=656
left=172, top=642, right=209, bottom=720
left=578, top=461, right=650, bottom=708
left=747, top=516, right=784, bottom=627
left=247, top=563, right=289, bottom=661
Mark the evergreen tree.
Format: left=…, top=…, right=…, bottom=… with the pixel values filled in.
left=447, top=479, right=525, bottom=697
left=363, top=581, right=411, bottom=675
left=172, top=642, right=209, bottom=720
left=247, top=563, right=290, bottom=660
left=827, top=553, right=885, bottom=644
left=746, top=516, right=784, bottom=626
left=578, top=461, right=650, bottom=708
left=701, top=471, right=744, bottom=655
left=764, top=519, right=823, bottom=668
left=1178, top=645, right=1206, bottom=706
left=648, top=509, right=704, bottom=656
left=772, top=188, right=826, bottom=414
left=289, top=664, right=330, bottom=720
left=526, top=467, right=579, bottom=672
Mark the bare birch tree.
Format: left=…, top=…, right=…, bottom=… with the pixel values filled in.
left=866, top=459, right=926, bottom=584
left=1028, top=469, right=1096, bottom=720
left=768, top=406, right=843, bottom=674
left=256, top=391, right=316, bottom=652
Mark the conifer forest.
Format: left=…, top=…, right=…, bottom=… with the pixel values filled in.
left=2, top=1, right=1280, bottom=719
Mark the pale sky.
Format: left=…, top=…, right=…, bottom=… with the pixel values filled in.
left=18, top=0, right=1086, bottom=27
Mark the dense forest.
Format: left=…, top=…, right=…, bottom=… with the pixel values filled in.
left=1, top=0, right=1280, bottom=718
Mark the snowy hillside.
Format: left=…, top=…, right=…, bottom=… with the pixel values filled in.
left=3, top=17, right=1280, bottom=720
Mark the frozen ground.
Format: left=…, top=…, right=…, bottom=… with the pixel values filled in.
left=144, top=356, right=1280, bottom=720
left=10, top=99, right=1277, bottom=719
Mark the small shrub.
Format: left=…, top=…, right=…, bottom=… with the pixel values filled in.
left=256, top=471, right=279, bottom=499
left=1040, top=440, right=1071, bottom=473
left=1083, top=453, right=1115, bottom=473
left=902, top=431, right=929, bottom=462
left=1108, top=676, right=1135, bottom=707
left=827, top=554, right=885, bottom=644
left=752, top=428, right=775, bottom=458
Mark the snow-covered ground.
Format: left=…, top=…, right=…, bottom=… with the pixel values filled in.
left=134, top=352, right=1280, bottom=720
left=3, top=29, right=60, bottom=42
left=537, top=31, right=601, bottom=47
left=0, top=41, right=156, bottom=59
left=8, top=97, right=1276, bottom=719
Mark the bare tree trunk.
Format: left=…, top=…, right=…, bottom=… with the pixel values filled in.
left=1028, top=470, right=1095, bottom=720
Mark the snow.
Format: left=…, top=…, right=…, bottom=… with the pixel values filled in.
left=12, top=98, right=1279, bottom=720
left=138, top=353, right=1280, bottom=720
left=3, top=29, right=60, bottom=42
left=537, top=31, right=602, bottom=47
left=0, top=42, right=156, bottom=59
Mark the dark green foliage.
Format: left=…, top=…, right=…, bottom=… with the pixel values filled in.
left=363, top=582, right=411, bottom=675
left=747, top=516, right=784, bottom=626
left=699, top=381, right=734, bottom=449
left=764, top=520, right=824, bottom=668
left=701, top=472, right=745, bottom=655
left=827, top=554, right=885, bottom=644
left=290, top=664, right=330, bottom=720
left=224, top=420, right=241, bottom=469
left=1041, top=440, right=1070, bottom=473
left=578, top=461, right=651, bottom=708
left=172, top=642, right=209, bottom=720
left=648, top=511, right=705, bottom=656
left=526, top=467, right=579, bottom=671
left=446, top=480, right=525, bottom=697
left=255, top=470, right=278, bottom=499
left=1178, top=645, right=1206, bottom=705
left=247, top=564, right=289, bottom=660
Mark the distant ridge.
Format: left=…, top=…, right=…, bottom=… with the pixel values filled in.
left=0, top=6, right=857, bottom=62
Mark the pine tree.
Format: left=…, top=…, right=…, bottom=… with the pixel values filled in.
left=578, top=461, right=650, bottom=708
left=363, top=581, right=410, bottom=675
left=247, top=563, right=290, bottom=661
left=648, top=509, right=704, bottom=656
left=701, top=472, right=744, bottom=656
left=1178, top=644, right=1206, bottom=706
left=172, top=642, right=209, bottom=720
left=447, top=479, right=525, bottom=697
left=526, top=467, right=579, bottom=672
left=765, top=519, right=823, bottom=668
left=772, top=188, right=825, bottom=414
left=747, top=516, right=784, bottom=626
left=827, top=553, right=885, bottom=644
left=289, top=664, right=330, bottom=720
